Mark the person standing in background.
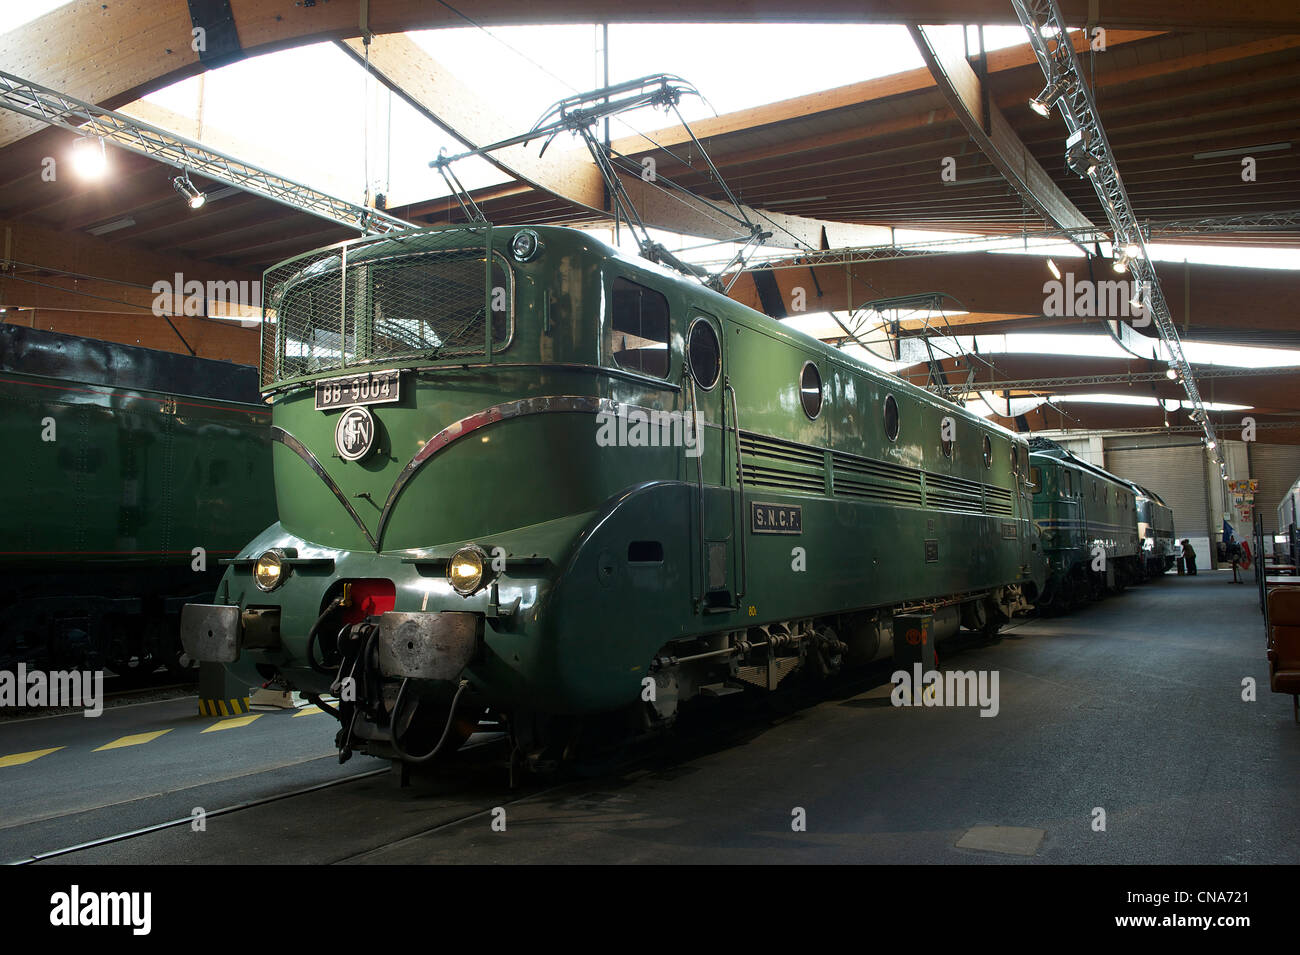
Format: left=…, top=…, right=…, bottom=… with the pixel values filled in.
left=1182, top=538, right=1198, bottom=576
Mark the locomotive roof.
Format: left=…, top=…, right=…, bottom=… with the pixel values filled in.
left=1029, top=439, right=1137, bottom=491
left=565, top=226, right=1033, bottom=446
left=265, top=222, right=1030, bottom=446
left=0, top=324, right=263, bottom=405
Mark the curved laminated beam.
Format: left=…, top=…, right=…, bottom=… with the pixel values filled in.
left=908, top=24, right=1094, bottom=235
left=726, top=251, right=1300, bottom=340
left=895, top=354, right=1300, bottom=416
left=5, top=1, right=1290, bottom=151
left=335, top=34, right=891, bottom=246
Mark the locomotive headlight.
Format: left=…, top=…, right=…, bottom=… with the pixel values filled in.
left=511, top=229, right=542, bottom=262
left=254, top=550, right=287, bottom=592
left=447, top=546, right=487, bottom=595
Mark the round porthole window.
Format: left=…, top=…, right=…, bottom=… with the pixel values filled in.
left=687, top=318, right=721, bottom=390
left=883, top=394, right=900, bottom=441
left=800, top=361, right=823, bottom=419
left=983, top=435, right=992, bottom=468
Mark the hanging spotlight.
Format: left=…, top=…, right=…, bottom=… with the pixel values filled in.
left=1130, top=280, right=1149, bottom=312
left=1047, top=258, right=1061, bottom=280
left=72, top=136, right=107, bottom=179
left=1112, top=252, right=1131, bottom=273
left=1065, top=128, right=1103, bottom=178
left=1030, top=77, right=1069, bottom=117
left=1165, top=364, right=1178, bottom=380
left=172, top=173, right=206, bottom=210
left=1207, top=439, right=1216, bottom=450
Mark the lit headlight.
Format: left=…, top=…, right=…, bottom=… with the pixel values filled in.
left=447, top=545, right=487, bottom=596
left=511, top=229, right=542, bottom=262
left=254, top=550, right=287, bottom=592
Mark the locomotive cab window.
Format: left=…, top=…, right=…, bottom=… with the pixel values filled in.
left=609, top=277, right=670, bottom=378
left=688, top=318, right=721, bottom=389
left=800, top=361, right=823, bottom=419
left=1029, top=466, right=1041, bottom=490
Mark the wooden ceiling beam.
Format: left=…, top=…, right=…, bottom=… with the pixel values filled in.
left=336, top=33, right=891, bottom=248
left=726, top=250, right=1300, bottom=337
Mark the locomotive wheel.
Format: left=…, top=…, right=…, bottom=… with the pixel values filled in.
left=962, top=599, right=1003, bottom=643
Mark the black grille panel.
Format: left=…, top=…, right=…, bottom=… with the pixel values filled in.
left=739, top=431, right=825, bottom=494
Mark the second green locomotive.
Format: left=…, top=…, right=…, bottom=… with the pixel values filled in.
left=1029, top=439, right=1172, bottom=612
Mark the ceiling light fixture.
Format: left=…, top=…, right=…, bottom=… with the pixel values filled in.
left=1131, top=282, right=1148, bottom=311
left=1030, top=77, right=1069, bottom=117
left=72, top=136, right=107, bottom=179
left=172, top=173, right=206, bottom=209
left=1065, top=128, right=1102, bottom=178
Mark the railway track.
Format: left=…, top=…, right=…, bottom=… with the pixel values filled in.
left=8, top=624, right=1030, bottom=864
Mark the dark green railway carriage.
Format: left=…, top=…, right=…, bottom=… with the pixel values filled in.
left=183, top=224, right=1045, bottom=765
left=1134, top=485, right=1175, bottom=576
left=0, top=326, right=274, bottom=675
left=1029, top=441, right=1142, bottom=610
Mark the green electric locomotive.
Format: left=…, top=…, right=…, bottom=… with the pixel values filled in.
left=1029, top=439, right=1143, bottom=611
left=182, top=223, right=1044, bottom=767
left=1, top=325, right=274, bottom=676
left=1134, top=485, right=1176, bottom=577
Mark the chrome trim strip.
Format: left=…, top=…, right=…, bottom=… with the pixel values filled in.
left=271, top=426, right=379, bottom=551
left=375, top=395, right=637, bottom=546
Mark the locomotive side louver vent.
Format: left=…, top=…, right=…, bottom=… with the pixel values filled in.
left=923, top=471, right=985, bottom=514
left=739, top=431, right=826, bottom=494
left=983, top=485, right=1015, bottom=516
left=831, top=450, right=924, bottom=506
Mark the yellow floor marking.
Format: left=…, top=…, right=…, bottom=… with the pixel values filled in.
left=200, top=714, right=263, bottom=733
left=292, top=706, right=326, bottom=717
left=93, top=729, right=173, bottom=752
left=0, top=747, right=64, bottom=767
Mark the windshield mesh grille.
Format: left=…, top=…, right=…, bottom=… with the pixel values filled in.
left=260, top=227, right=510, bottom=387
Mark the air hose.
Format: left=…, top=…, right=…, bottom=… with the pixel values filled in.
left=389, top=678, right=471, bottom=764
left=306, top=596, right=343, bottom=673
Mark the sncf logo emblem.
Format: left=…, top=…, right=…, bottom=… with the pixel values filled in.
left=335, top=405, right=376, bottom=461
left=751, top=502, right=802, bottom=535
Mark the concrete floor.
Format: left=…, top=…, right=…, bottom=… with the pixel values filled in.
left=3, top=568, right=1295, bottom=864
